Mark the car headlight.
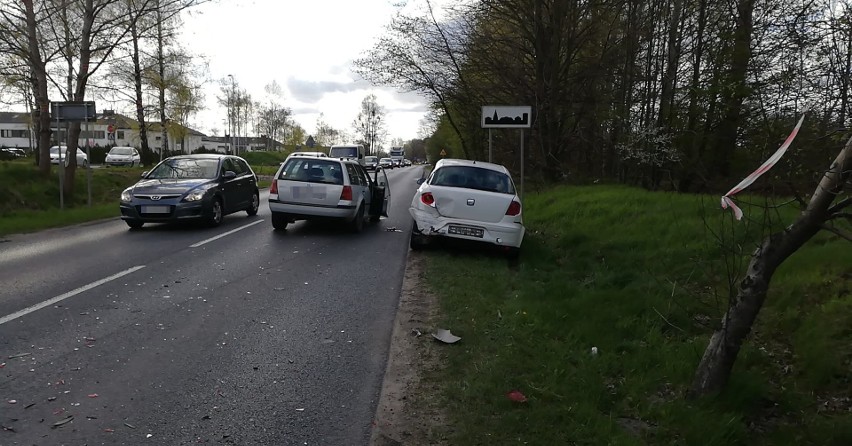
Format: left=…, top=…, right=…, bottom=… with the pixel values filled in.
left=183, top=189, right=206, bottom=202
left=120, top=188, right=133, bottom=202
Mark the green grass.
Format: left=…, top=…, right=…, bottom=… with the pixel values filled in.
left=420, top=184, right=851, bottom=445
left=0, top=159, right=273, bottom=236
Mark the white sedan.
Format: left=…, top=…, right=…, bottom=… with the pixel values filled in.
left=409, top=158, right=524, bottom=257
left=49, top=146, right=89, bottom=168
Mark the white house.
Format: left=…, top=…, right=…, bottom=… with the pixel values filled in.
left=0, top=111, right=207, bottom=153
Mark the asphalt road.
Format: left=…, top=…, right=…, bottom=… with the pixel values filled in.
left=0, top=165, right=425, bottom=445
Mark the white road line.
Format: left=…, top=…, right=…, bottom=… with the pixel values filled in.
left=0, top=265, right=146, bottom=326
left=189, top=219, right=265, bottom=248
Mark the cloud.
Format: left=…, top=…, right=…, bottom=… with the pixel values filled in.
left=287, top=77, right=371, bottom=103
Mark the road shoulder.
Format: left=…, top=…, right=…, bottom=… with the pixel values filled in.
left=370, top=251, right=448, bottom=445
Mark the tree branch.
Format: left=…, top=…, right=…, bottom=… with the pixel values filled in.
left=820, top=225, right=852, bottom=242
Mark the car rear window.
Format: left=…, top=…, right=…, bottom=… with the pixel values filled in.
left=430, top=166, right=515, bottom=194
left=279, top=158, right=344, bottom=185
left=110, top=147, right=134, bottom=155
left=329, top=146, right=359, bottom=158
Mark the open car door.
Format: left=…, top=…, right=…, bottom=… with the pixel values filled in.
left=374, top=168, right=391, bottom=217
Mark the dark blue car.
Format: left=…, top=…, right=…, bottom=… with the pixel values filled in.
left=119, top=154, right=259, bottom=229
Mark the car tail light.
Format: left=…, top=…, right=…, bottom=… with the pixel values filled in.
left=420, top=192, right=435, bottom=206
left=270, top=179, right=278, bottom=195
left=506, top=200, right=521, bottom=216
left=340, top=185, right=353, bottom=201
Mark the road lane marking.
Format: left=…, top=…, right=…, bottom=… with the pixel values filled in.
left=189, top=219, right=265, bottom=248
left=0, top=265, right=146, bottom=326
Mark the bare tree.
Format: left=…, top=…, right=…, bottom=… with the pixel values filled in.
left=351, top=93, right=385, bottom=156
left=689, top=135, right=852, bottom=397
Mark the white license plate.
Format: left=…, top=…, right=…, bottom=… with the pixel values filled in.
left=448, top=225, right=484, bottom=238
left=142, top=205, right=170, bottom=214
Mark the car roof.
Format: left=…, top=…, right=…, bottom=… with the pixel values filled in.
left=434, top=158, right=509, bottom=174
left=167, top=154, right=230, bottom=159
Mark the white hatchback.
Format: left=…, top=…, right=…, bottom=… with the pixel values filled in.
left=268, top=157, right=391, bottom=232
left=409, top=158, right=524, bottom=257
left=105, top=146, right=141, bottom=167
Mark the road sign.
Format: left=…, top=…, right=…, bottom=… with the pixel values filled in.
left=439, top=149, right=447, bottom=156
left=305, top=135, right=316, bottom=148
left=107, top=124, right=115, bottom=133
left=481, top=106, right=531, bottom=128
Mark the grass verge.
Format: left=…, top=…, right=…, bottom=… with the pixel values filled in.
left=419, top=184, right=851, bottom=445
left=0, top=159, right=274, bottom=236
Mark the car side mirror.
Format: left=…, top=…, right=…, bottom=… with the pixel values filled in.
left=223, top=170, right=237, bottom=179
left=416, top=178, right=425, bottom=185
left=141, top=171, right=148, bottom=177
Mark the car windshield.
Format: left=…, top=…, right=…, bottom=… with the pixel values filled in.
left=49, top=147, right=67, bottom=154
left=110, top=147, right=134, bottom=155
left=146, top=158, right=219, bottom=179
left=279, top=158, right=344, bottom=185
left=430, top=165, right=515, bottom=194
left=365, top=156, right=377, bottom=163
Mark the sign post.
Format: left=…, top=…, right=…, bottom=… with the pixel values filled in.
left=481, top=105, right=531, bottom=199
left=50, top=101, right=97, bottom=209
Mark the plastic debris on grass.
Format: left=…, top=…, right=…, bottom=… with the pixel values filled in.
left=431, top=329, right=461, bottom=344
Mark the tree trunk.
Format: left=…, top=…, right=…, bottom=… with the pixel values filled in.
left=130, top=15, right=151, bottom=157
left=689, top=135, right=852, bottom=398
left=156, top=0, right=168, bottom=161
left=22, top=0, right=53, bottom=176
left=711, top=0, right=754, bottom=178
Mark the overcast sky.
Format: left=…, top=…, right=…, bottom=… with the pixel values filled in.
left=179, top=0, right=435, bottom=144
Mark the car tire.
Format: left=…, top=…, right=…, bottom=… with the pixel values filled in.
left=207, top=198, right=223, bottom=227
left=271, top=211, right=289, bottom=231
left=246, top=191, right=259, bottom=216
left=349, top=204, right=365, bottom=233
left=126, top=219, right=144, bottom=229
left=410, top=219, right=427, bottom=250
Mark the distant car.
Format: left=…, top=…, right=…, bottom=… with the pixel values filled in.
left=403, top=159, right=412, bottom=166
left=49, top=146, right=88, bottom=168
left=119, top=154, right=259, bottom=229
left=409, top=158, right=524, bottom=257
left=392, top=159, right=402, bottom=168
left=288, top=151, right=327, bottom=159
left=0, top=148, right=25, bottom=159
left=105, top=146, right=141, bottom=167
left=268, top=156, right=390, bottom=232
left=379, top=158, right=393, bottom=169
left=364, top=155, right=379, bottom=170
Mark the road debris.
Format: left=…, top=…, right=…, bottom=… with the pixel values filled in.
left=104, top=428, right=115, bottom=432
left=591, top=346, right=598, bottom=356
left=431, top=329, right=461, bottom=344
left=385, top=227, right=403, bottom=232
left=52, top=416, right=74, bottom=428
left=411, top=328, right=422, bottom=337
left=8, top=353, right=31, bottom=359
left=7, top=399, right=17, bottom=404
left=87, top=394, right=99, bottom=398
left=25, top=403, right=35, bottom=409
left=124, top=422, right=136, bottom=429
left=506, top=390, right=528, bottom=403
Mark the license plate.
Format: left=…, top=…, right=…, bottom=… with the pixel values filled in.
left=142, top=205, right=170, bottom=214
left=448, top=225, right=484, bottom=238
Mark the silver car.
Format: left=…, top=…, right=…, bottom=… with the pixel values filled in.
left=49, top=146, right=89, bottom=168
left=268, top=157, right=390, bottom=232
left=105, top=146, right=141, bottom=167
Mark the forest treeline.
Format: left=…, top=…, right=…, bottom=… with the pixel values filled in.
left=357, top=0, right=852, bottom=192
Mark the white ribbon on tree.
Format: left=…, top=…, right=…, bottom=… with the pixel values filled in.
left=721, top=114, right=806, bottom=220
